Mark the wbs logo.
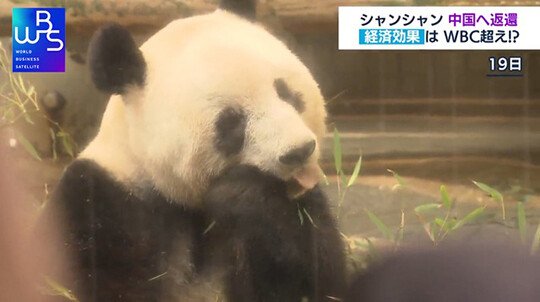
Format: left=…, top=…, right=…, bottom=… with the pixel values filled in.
left=12, top=8, right=65, bottom=72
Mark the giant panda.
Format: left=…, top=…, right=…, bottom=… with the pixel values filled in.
left=42, top=0, right=346, bottom=301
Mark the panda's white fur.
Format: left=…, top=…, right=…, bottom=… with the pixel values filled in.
left=81, top=10, right=327, bottom=206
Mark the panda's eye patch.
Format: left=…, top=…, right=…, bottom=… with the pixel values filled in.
left=214, top=107, right=246, bottom=157
left=273, top=78, right=305, bottom=113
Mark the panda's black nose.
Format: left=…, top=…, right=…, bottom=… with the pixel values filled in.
left=279, top=140, right=316, bottom=165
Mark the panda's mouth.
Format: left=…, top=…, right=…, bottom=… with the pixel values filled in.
left=286, top=163, right=322, bottom=199
left=290, top=163, right=323, bottom=190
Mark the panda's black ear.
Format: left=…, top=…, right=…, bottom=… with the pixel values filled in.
left=88, top=23, right=146, bottom=95
left=220, top=0, right=256, bottom=21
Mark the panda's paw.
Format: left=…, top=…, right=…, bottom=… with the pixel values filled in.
left=211, top=165, right=283, bottom=191
left=204, top=165, right=288, bottom=216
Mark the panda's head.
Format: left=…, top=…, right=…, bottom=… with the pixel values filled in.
left=82, top=1, right=327, bottom=204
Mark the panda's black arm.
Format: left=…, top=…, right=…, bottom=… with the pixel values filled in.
left=203, top=165, right=346, bottom=302
left=296, top=186, right=348, bottom=302
left=38, top=159, right=193, bottom=302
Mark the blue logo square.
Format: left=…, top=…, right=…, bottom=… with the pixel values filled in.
left=12, top=8, right=65, bottom=72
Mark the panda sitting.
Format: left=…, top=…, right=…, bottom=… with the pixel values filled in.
left=42, top=0, right=346, bottom=301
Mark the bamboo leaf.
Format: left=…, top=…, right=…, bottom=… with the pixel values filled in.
left=333, top=128, right=342, bottom=174
left=23, top=111, right=34, bottom=124
left=297, top=203, right=304, bottom=226
left=0, top=93, right=22, bottom=107
left=434, top=217, right=450, bottom=232
left=148, top=271, right=168, bottom=282
left=321, top=172, right=329, bottom=186
left=365, top=209, right=394, bottom=241
left=420, top=220, right=435, bottom=242
left=387, top=169, right=405, bottom=188
left=49, top=128, right=57, bottom=161
left=303, top=208, right=317, bottom=228
left=472, top=180, right=505, bottom=220
left=453, top=207, right=484, bottom=230
left=440, top=185, right=452, bottom=209
left=414, top=203, right=441, bottom=213
left=395, top=210, right=405, bottom=245
left=339, top=170, right=347, bottom=190
left=366, top=237, right=379, bottom=261
left=202, top=220, right=216, bottom=236
left=44, top=276, right=80, bottom=302
left=26, top=85, right=35, bottom=99
left=61, top=136, right=75, bottom=157
left=530, top=223, right=540, bottom=255
left=447, top=218, right=457, bottom=230
left=472, top=181, right=503, bottom=202
left=347, top=154, right=362, bottom=187
left=14, top=131, right=41, bottom=161
left=517, top=202, right=526, bottom=243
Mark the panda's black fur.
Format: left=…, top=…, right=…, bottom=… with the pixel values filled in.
left=214, top=107, right=247, bottom=157
left=41, top=0, right=346, bottom=301
left=203, top=165, right=346, bottom=301
left=88, top=23, right=146, bottom=95
left=46, top=159, right=345, bottom=301
left=45, top=159, right=205, bottom=301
